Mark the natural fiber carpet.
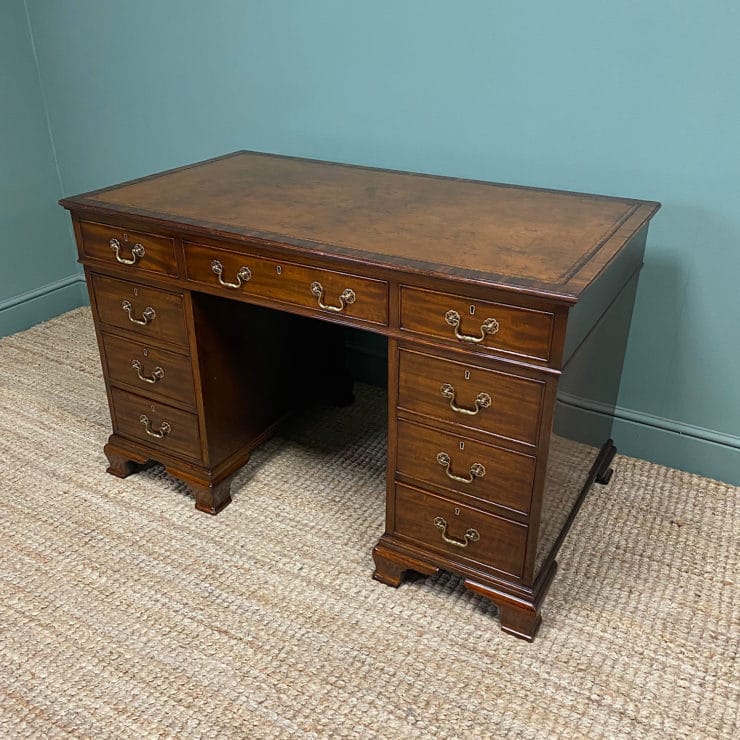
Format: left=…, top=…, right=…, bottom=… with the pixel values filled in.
left=0, top=308, right=737, bottom=739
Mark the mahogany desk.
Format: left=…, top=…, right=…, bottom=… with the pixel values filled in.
left=60, top=152, right=660, bottom=640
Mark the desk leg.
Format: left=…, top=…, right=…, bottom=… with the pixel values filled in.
left=104, top=439, right=147, bottom=478
left=190, top=474, right=236, bottom=515
left=464, top=561, right=557, bottom=642
left=372, top=540, right=439, bottom=586
left=372, top=533, right=557, bottom=642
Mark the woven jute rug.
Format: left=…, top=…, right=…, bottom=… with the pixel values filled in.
left=0, top=308, right=737, bottom=738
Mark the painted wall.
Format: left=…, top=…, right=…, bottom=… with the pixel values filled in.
left=22, top=0, right=740, bottom=483
left=0, top=0, right=86, bottom=335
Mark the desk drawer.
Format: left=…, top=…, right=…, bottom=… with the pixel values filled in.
left=102, top=332, right=196, bottom=407
left=393, top=483, right=528, bottom=579
left=92, top=274, right=189, bottom=348
left=398, top=349, right=544, bottom=446
left=400, top=286, right=553, bottom=362
left=184, top=242, right=388, bottom=325
left=396, top=419, right=535, bottom=515
left=110, top=387, right=201, bottom=462
left=79, top=221, right=178, bottom=277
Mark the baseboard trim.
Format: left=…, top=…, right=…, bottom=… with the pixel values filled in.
left=0, top=272, right=88, bottom=337
left=558, top=392, right=740, bottom=450
left=558, top=392, right=740, bottom=485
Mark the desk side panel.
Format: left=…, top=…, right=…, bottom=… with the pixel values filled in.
left=534, top=258, right=644, bottom=578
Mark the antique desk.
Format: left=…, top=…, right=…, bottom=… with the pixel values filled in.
left=60, top=152, right=659, bottom=640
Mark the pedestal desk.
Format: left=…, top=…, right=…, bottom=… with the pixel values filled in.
left=60, top=152, right=660, bottom=640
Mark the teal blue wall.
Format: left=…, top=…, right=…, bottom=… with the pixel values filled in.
left=0, top=0, right=86, bottom=334
left=17, top=0, right=740, bottom=483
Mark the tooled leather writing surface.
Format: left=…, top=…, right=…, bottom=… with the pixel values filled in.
left=69, top=151, right=659, bottom=300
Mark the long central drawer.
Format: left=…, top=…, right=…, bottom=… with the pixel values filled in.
left=184, top=242, right=389, bottom=325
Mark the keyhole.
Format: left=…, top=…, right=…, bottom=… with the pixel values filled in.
left=142, top=348, right=149, bottom=357
left=276, top=265, right=282, bottom=275
left=469, top=304, right=476, bottom=316
left=133, top=287, right=139, bottom=296
left=123, top=233, right=129, bottom=242
left=150, top=404, right=156, bottom=412
left=464, top=370, right=471, bottom=381
left=454, top=507, right=461, bottom=517
left=459, top=441, right=465, bottom=451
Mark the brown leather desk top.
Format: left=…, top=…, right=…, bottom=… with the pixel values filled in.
left=61, top=150, right=659, bottom=302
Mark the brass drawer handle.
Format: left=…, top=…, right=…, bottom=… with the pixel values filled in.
left=433, top=516, right=480, bottom=548
left=440, top=383, right=492, bottom=415
left=121, top=300, right=156, bottom=325
left=139, top=414, right=171, bottom=439
left=131, top=359, right=164, bottom=384
left=110, top=238, right=145, bottom=265
left=211, top=259, right=252, bottom=289
left=310, top=281, right=356, bottom=312
left=436, top=451, right=486, bottom=484
left=444, top=310, right=499, bottom=344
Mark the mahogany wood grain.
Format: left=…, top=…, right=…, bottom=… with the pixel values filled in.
left=399, top=286, right=555, bottom=363
left=397, top=347, right=544, bottom=447
left=396, top=418, right=536, bottom=516
left=184, top=241, right=389, bottom=326
left=79, top=220, right=178, bottom=277
left=393, top=483, right=528, bottom=580
left=91, top=274, right=189, bottom=348
left=101, top=331, right=196, bottom=408
left=110, top=387, right=201, bottom=462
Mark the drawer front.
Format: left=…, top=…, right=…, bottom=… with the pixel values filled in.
left=184, top=242, right=388, bottom=325
left=394, top=483, right=528, bottom=579
left=79, top=221, right=178, bottom=276
left=400, top=286, right=554, bottom=362
left=110, top=387, right=201, bottom=461
left=102, top=332, right=196, bottom=407
left=396, top=419, right=536, bottom=515
left=91, top=274, right=189, bottom=348
left=398, top=349, right=544, bottom=446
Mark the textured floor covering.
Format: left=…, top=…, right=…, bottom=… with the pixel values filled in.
left=0, top=307, right=737, bottom=738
